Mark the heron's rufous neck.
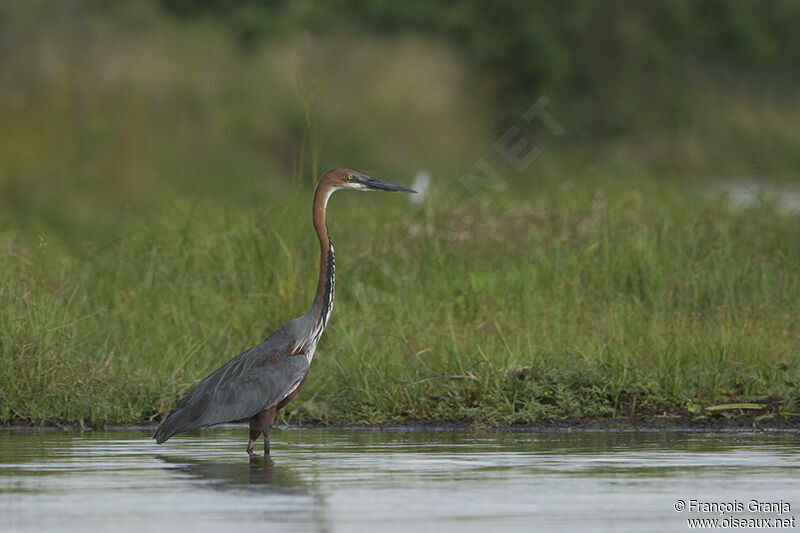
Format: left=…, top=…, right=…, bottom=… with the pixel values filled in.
left=311, top=180, right=336, bottom=326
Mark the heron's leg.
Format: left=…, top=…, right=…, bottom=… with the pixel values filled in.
left=256, top=406, right=278, bottom=456
left=247, top=417, right=263, bottom=457
left=263, top=426, right=271, bottom=455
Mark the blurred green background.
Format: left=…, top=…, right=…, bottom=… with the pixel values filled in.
left=1, top=0, right=799, bottom=426
left=3, top=0, right=800, bottom=241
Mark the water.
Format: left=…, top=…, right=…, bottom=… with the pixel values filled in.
left=1, top=428, right=798, bottom=532
left=715, top=178, right=800, bottom=214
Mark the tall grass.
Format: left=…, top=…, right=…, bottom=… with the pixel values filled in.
left=1, top=2, right=799, bottom=426
left=2, top=175, right=799, bottom=425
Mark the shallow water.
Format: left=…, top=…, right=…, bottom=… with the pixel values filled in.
left=1, top=428, right=799, bottom=532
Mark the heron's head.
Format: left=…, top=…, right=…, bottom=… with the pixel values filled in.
left=323, top=168, right=417, bottom=194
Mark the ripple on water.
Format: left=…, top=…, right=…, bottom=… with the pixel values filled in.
left=1, top=429, right=799, bottom=532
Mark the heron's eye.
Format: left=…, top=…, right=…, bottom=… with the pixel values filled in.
left=346, top=174, right=354, bottom=181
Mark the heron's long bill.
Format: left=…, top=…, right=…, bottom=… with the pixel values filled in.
left=360, top=175, right=417, bottom=194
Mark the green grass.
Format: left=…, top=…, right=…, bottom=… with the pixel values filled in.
left=1, top=2, right=800, bottom=427
left=2, top=175, right=799, bottom=426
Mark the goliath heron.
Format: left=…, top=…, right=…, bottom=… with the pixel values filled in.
left=153, top=168, right=415, bottom=455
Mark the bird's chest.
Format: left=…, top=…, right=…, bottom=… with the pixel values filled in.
left=287, top=320, right=326, bottom=365
left=304, top=325, right=325, bottom=364
left=276, top=371, right=308, bottom=410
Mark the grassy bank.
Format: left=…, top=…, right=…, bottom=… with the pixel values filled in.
left=2, top=2, right=800, bottom=428
left=2, top=174, right=799, bottom=426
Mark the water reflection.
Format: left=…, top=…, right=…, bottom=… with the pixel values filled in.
left=0, top=428, right=798, bottom=532
left=157, top=454, right=310, bottom=493
left=156, top=454, right=328, bottom=531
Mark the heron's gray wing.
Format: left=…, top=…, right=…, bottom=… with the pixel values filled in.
left=153, top=346, right=309, bottom=443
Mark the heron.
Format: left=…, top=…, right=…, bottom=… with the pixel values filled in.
left=153, top=168, right=416, bottom=455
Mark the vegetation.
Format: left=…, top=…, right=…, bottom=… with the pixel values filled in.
left=1, top=1, right=799, bottom=426
left=3, top=172, right=800, bottom=426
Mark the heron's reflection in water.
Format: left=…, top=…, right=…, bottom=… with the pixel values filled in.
left=157, top=455, right=329, bottom=531
left=157, top=455, right=310, bottom=494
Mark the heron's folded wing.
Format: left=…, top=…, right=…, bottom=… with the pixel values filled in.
left=154, top=353, right=309, bottom=443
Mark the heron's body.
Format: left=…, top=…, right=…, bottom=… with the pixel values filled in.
left=153, top=168, right=414, bottom=455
